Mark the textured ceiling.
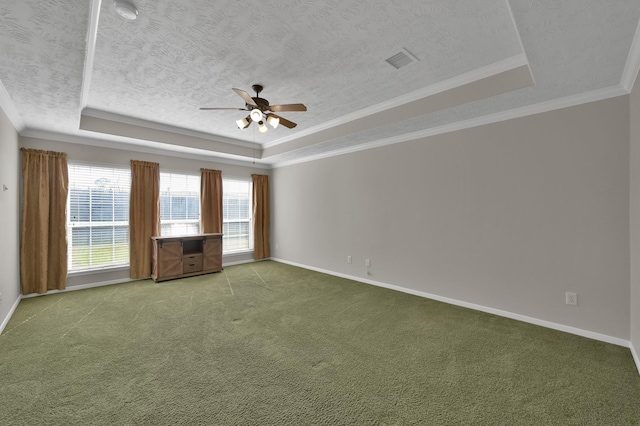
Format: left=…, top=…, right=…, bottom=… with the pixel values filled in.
left=0, top=0, right=639, bottom=166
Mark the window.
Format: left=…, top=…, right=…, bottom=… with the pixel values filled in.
left=160, top=172, right=200, bottom=236
left=67, top=163, right=131, bottom=272
left=223, top=179, right=252, bottom=253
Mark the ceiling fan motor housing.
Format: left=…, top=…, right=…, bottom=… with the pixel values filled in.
left=250, top=85, right=269, bottom=111
left=251, top=97, right=270, bottom=111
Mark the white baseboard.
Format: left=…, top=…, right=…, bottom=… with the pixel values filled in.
left=0, top=296, right=21, bottom=335
left=20, top=261, right=260, bottom=299
left=631, top=342, right=640, bottom=376
left=21, top=277, right=139, bottom=299
left=21, top=260, right=261, bottom=298
left=272, top=258, right=631, bottom=348
left=222, top=258, right=259, bottom=267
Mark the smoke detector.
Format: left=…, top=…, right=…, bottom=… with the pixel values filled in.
left=114, top=0, right=138, bottom=20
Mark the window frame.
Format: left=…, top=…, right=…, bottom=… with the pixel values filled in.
left=66, top=161, right=131, bottom=274
left=159, top=170, right=201, bottom=237
left=222, top=178, right=253, bottom=254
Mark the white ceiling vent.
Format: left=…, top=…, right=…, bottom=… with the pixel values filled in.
left=385, top=48, right=420, bottom=69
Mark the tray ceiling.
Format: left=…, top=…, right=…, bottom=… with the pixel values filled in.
left=0, top=0, right=639, bottom=166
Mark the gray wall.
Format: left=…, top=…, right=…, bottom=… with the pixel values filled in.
left=272, top=96, right=631, bottom=340
left=631, top=70, right=640, bottom=357
left=0, top=107, right=21, bottom=330
left=20, top=136, right=268, bottom=288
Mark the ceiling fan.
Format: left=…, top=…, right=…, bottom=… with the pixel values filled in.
left=200, top=84, right=307, bottom=133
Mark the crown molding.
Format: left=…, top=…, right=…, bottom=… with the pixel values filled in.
left=20, top=128, right=270, bottom=169
left=621, top=14, right=640, bottom=92
left=17, top=82, right=627, bottom=172
left=81, top=107, right=260, bottom=150
left=263, top=54, right=529, bottom=149
left=0, top=79, right=25, bottom=132
left=505, top=0, right=535, bottom=86
left=271, top=84, right=628, bottom=169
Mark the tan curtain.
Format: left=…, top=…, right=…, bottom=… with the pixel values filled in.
left=200, top=168, right=222, bottom=234
left=129, top=160, right=160, bottom=278
left=252, top=174, right=270, bottom=260
left=20, top=148, right=68, bottom=295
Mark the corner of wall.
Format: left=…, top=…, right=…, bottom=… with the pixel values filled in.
left=630, top=68, right=640, bottom=375
left=631, top=342, right=640, bottom=376
left=0, top=296, right=21, bottom=335
left=0, top=104, right=21, bottom=336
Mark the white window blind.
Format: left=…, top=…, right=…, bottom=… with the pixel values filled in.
left=67, top=163, right=131, bottom=272
left=160, top=172, right=200, bottom=236
left=223, top=179, right=252, bottom=253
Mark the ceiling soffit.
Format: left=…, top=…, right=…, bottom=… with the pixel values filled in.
left=82, top=0, right=524, bottom=149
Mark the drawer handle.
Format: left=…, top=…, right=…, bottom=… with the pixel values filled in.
left=189, top=263, right=196, bottom=267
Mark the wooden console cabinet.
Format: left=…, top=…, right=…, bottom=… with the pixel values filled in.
left=151, top=233, right=222, bottom=282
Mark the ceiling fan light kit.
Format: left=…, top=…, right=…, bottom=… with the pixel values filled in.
left=200, top=84, right=307, bottom=133
left=250, top=108, right=263, bottom=122
left=236, top=116, right=251, bottom=129
left=114, top=0, right=138, bottom=20
left=267, top=115, right=280, bottom=129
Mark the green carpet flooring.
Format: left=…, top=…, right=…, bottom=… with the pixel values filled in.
left=1, top=261, right=639, bottom=425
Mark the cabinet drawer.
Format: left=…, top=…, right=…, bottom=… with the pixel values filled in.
left=183, top=253, right=203, bottom=273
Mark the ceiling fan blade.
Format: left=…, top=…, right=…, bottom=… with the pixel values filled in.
left=268, top=113, right=297, bottom=128
left=199, top=107, right=246, bottom=110
left=269, top=103, right=307, bottom=112
left=232, top=88, right=258, bottom=107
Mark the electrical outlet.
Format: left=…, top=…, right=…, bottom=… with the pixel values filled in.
left=365, top=259, right=371, bottom=267
left=565, top=292, right=578, bottom=306
left=347, top=256, right=352, bottom=264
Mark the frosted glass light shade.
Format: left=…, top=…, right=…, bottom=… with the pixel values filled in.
left=236, top=116, right=251, bottom=129
left=258, top=121, right=268, bottom=133
left=250, top=108, right=263, bottom=122
left=267, top=115, right=280, bottom=129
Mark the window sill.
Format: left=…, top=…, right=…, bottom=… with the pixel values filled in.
left=68, top=265, right=129, bottom=277
left=223, top=249, right=253, bottom=257
left=67, top=252, right=253, bottom=276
